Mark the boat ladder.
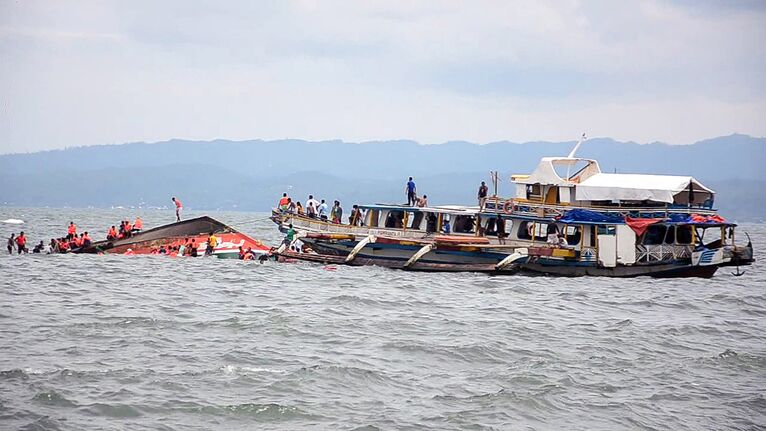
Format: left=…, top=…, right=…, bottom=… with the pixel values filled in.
left=345, top=235, right=377, bottom=263
left=404, top=243, right=436, bottom=268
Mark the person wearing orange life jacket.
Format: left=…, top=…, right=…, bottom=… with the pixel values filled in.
left=134, top=217, right=143, bottom=232
left=74, top=234, right=83, bottom=248
left=82, top=232, right=92, bottom=247
left=124, top=220, right=132, bottom=238
left=67, top=222, right=77, bottom=240
left=171, top=197, right=183, bottom=221
left=107, top=226, right=117, bottom=241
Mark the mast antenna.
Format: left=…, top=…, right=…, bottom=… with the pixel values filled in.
left=567, top=133, right=587, bottom=158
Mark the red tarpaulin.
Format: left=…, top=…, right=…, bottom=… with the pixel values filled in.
left=625, top=217, right=665, bottom=236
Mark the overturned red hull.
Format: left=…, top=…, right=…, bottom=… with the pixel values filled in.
left=75, top=216, right=269, bottom=256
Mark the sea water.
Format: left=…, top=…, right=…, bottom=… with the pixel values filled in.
left=0, top=207, right=764, bottom=430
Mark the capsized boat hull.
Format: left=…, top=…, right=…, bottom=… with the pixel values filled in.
left=74, top=216, right=269, bottom=256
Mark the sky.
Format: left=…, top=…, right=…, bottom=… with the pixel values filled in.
left=1, top=0, right=764, bottom=154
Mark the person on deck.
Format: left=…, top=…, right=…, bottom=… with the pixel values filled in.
left=442, top=219, right=451, bottom=234
left=82, top=232, right=92, bottom=247
left=284, top=224, right=296, bottom=246
left=306, top=195, right=320, bottom=213
left=67, top=222, right=77, bottom=240
left=318, top=199, right=329, bottom=221
left=406, top=177, right=417, bottom=206
left=478, top=181, right=489, bottom=209
left=286, top=198, right=296, bottom=214
left=306, top=201, right=316, bottom=218
left=172, top=197, right=183, bottom=221
left=417, top=195, right=428, bottom=208
left=349, top=205, right=362, bottom=226
left=496, top=218, right=507, bottom=245
left=331, top=201, right=343, bottom=224
left=15, top=231, right=27, bottom=254
left=295, top=201, right=304, bottom=215
left=124, top=220, right=133, bottom=238
left=7, top=233, right=14, bottom=254
left=134, top=217, right=143, bottom=232
left=278, top=193, right=289, bottom=211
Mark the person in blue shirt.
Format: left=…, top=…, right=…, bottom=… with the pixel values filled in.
left=318, top=199, right=329, bottom=221
left=406, top=177, right=417, bottom=206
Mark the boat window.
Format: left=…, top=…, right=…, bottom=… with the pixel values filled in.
left=409, top=212, right=424, bottom=230
left=518, top=221, right=547, bottom=241
left=564, top=225, right=581, bottom=245
left=642, top=225, right=667, bottom=245
left=484, top=217, right=498, bottom=235
left=425, top=213, right=438, bottom=233
left=385, top=211, right=404, bottom=229
left=526, top=185, right=542, bottom=200
left=596, top=226, right=616, bottom=235
left=676, top=226, right=692, bottom=244
left=453, top=215, right=476, bottom=234
left=664, top=226, right=676, bottom=244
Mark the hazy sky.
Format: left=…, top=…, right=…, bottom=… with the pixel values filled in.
left=1, top=0, right=764, bottom=153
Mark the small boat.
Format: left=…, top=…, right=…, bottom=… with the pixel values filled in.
left=75, top=215, right=269, bottom=258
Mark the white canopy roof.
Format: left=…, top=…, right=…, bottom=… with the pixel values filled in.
left=576, top=173, right=714, bottom=204
left=514, top=157, right=601, bottom=186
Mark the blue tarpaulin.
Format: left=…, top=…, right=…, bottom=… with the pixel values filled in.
left=558, top=209, right=625, bottom=224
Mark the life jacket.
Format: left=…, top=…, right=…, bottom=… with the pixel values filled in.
left=134, top=219, right=143, bottom=229
left=68, top=224, right=76, bottom=235
left=125, top=223, right=132, bottom=231
left=83, top=234, right=91, bottom=242
left=107, top=228, right=117, bottom=238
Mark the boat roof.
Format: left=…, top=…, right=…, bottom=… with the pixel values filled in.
left=513, top=157, right=601, bottom=186
left=576, top=173, right=714, bottom=204
left=358, top=203, right=478, bottom=215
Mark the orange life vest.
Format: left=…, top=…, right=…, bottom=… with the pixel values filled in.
left=134, top=219, right=143, bottom=229
left=68, top=224, right=76, bottom=235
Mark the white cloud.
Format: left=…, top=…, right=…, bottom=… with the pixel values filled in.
left=0, top=0, right=764, bottom=153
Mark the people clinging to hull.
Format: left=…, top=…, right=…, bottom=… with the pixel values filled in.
left=32, top=241, right=44, bottom=253
left=133, top=217, right=143, bottom=233
left=205, top=234, right=218, bottom=256
left=189, top=239, right=198, bottom=257
left=82, top=232, right=91, bottom=247
left=171, top=197, right=183, bottom=221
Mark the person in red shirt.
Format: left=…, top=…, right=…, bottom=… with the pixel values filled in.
left=171, top=197, right=183, bottom=221
left=15, top=232, right=27, bottom=254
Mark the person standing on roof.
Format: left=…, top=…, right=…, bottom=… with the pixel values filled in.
left=406, top=177, right=417, bottom=206
left=171, top=197, right=183, bottom=221
left=478, top=181, right=488, bottom=209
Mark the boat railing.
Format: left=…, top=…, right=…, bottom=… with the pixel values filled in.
left=482, top=197, right=717, bottom=219
left=635, top=244, right=693, bottom=263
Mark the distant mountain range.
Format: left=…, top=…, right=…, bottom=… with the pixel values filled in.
left=1, top=134, right=764, bottom=221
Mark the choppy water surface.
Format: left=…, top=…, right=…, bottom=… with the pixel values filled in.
left=1, top=208, right=764, bottom=430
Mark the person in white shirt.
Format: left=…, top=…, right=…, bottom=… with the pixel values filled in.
left=306, top=195, right=320, bottom=211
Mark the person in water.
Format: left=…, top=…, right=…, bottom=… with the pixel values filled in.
left=406, top=177, right=417, bottom=206
left=189, top=239, right=198, bottom=257
left=172, top=197, right=183, bottom=221
left=15, top=231, right=27, bottom=254
left=32, top=241, right=44, bottom=253
left=7, top=233, right=14, bottom=254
